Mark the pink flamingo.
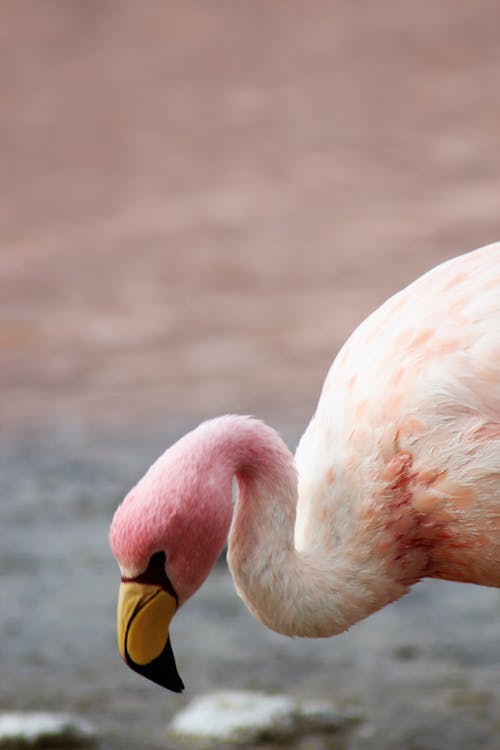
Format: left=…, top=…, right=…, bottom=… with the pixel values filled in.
left=110, top=242, right=500, bottom=692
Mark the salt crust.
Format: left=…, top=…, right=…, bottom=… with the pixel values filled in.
left=0, top=712, right=96, bottom=748
left=169, top=690, right=360, bottom=744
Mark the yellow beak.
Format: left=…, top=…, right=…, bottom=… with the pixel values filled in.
left=117, top=580, right=184, bottom=692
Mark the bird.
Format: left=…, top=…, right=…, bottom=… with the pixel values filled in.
left=109, top=242, right=500, bottom=693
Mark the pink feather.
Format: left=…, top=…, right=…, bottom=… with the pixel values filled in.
left=110, top=242, right=500, bottom=638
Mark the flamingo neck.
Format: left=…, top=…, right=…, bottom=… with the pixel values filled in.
left=220, top=416, right=413, bottom=637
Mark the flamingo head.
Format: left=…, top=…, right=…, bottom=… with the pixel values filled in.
left=109, top=425, right=235, bottom=692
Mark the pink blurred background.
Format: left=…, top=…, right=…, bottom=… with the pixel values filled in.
left=2, top=0, right=499, bottom=436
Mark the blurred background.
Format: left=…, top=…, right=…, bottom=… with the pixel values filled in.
left=1, top=2, right=500, bottom=749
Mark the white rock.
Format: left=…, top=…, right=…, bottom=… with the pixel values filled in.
left=169, top=691, right=296, bottom=744
left=169, top=690, right=360, bottom=745
left=0, top=712, right=96, bottom=748
left=297, top=699, right=362, bottom=731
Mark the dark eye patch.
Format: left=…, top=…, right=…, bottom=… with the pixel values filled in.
left=121, top=550, right=178, bottom=602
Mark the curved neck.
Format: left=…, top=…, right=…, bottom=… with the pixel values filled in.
left=220, top=416, right=410, bottom=637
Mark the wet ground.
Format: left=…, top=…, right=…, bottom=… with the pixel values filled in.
left=2, top=1, right=500, bottom=748
left=2, top=424, right=500, bottom=750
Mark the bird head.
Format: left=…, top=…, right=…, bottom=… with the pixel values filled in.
left=109, top=426, right=234, bottom=692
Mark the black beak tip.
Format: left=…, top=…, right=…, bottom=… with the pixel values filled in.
left=124, top=636, right=185, bottom=693
left=167, top=674, right=185, bottom=694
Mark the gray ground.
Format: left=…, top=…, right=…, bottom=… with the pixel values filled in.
left=2, top=1, right=500, bottom=748
left=2, top=425, right=500, bottom=750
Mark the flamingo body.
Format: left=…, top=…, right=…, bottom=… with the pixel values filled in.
left=295, top=242, right=500, bottom=588
left=110, top=242, right=500, bottom=691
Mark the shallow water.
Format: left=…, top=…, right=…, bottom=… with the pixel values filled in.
left=2, top=424, right=500, bottom=749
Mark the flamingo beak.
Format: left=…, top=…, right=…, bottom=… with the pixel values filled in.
left=117, top=580, right=184, bottom=692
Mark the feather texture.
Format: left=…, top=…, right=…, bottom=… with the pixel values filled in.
left=110, top=242, right=500, bottom=642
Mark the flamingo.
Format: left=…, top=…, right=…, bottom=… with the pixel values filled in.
left=110, top=242, right=500, bottom=692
